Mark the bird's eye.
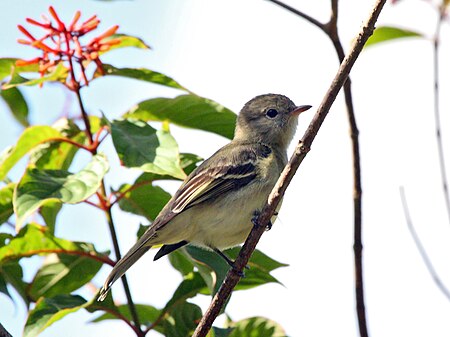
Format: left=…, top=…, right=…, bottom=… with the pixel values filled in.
left=266, top=108, right=278, bottom=119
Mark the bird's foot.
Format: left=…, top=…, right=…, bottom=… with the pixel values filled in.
left=252, top=210, right=274, bottom=231
left=213, top=248, right=248, bottom=277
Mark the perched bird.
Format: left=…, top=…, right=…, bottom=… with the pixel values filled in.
left=98, top=94, right=311, bottom=301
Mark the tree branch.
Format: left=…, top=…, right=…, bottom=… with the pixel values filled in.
left=399, top=187, right=450, bottom=301
left=0, top=323, right=12, bottom=337
left=99, top=181, right=143, bottom=335
left=72, top=85, right=142, bottom=334
left=267, top=0, right=367, bottom=335
left=192, top=1, right=387, bottom=335
left=432, top=5, right=450, bottom=225
left=266, top=0, right=325, bottom=30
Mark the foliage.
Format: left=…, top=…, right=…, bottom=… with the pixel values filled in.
left=365, top=26, right=423, bottom=47
left=0, top=6, right=287, bottom=337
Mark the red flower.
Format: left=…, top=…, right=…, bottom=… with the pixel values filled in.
left=16, top=6, right=120, bottom=89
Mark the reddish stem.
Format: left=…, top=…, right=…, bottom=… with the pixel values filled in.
left=2, top=249, right=115, bottom=266
left=110, top=180, right=152, bottom=207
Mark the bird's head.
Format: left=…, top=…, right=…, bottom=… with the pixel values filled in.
left=234, top=94, right=311, bottom=149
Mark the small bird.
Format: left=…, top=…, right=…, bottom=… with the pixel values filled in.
left=98, top=94, right=311, bottom=301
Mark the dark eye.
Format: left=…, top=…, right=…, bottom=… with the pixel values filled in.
left=266, top=108, right=278, bottom=119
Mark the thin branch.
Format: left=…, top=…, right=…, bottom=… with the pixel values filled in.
left=1, top=249, right=115, bottom=266
left=266, top=0, right=325, bottom=30
left=328, top=4, right=367, bottom=336
left=110, top=180, right=152, bottom=207
left=89, top=303, right=143, bottom=336
left=99, top=180, right=143, bottom=335
left=70, top=73, right=142, bottom=333
left=83, top=199, right=103, bottom=210
left=192, top=1, right=387, bottom=335
left=399, top=187, right=450, bottom=301
left=0, top=323, right=12, bottom=337
left=268, top=0, right=367, bottom=335
left=64, top=30, right=94, bottom=145
left=433, top=5, right=450, bottom=225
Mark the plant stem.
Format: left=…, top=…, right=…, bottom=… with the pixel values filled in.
left=267, top=1, right=367, bottom=336
left=433, top=5, right=450, bottom=225
left=100, top=181, right=143, bottom=334
left=74, top=87, right=94, bottom=145
left=69, top=65, right=142, bottom=333
left=399, top=187, right=450, bottom=300
left=192, top=1, right=386, bottom=335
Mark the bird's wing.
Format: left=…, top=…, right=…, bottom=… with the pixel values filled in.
left=153, top=141, right=272, bottom=229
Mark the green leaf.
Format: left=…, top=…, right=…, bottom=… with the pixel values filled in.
left=184, top=246, right=229, bottom=294
left=0, top=87, right=29, bottom=127
left=29, top=118, right=86, bottom=170
left=96, top=64, right=187, bottom=91
left=365, top=26, right=423, bottom=48
left=117, top=183, right=171, bottom=221
left=105, top=34, right=151, bottom=51
left=111, top=119, right=185, bottom=179
left=124, top=94, right=237, bottom=139
left=0, top=183, right=14, bottom=224
left=28, top=252, right=102, bottom=300
left=0, top=58, right=16, bottom=80
left=38, top=201, right=62, bottom=234
left=128, top=152, right=202, bottom=186
left=0, top=233, right=29, bottom=304
left=168, top=250, right=194, bottom=276
left=0, top=126, right=62, bottom=181
left=91, top=304, right=161, bottom=327
left=2, top=63, right=69, bottom=89
left=13, top=154, right=109, bottom=229
left=163, top=272, right=208, bottom=311
left=0, top=223, right=108, bottom=267
left=161, top=301, right=203, bottom=337
left=226, top=247, right=288, bottom=273
left=0, top=58, right=39, bottom=81
left=212, top=327, right=233, bottom=337
left=183, top=246, right=287, bottom=295
left=0, top=261, right=29, bottom=305
left=87, top=294, right=164, bottom=334
left=24, top=295, right=87, bottom=337
left=227, top=317, right=286, bottom=337
left=179, top=153, right=202, bottom=175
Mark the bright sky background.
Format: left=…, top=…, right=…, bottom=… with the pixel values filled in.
left=1, top=0, right=450, bottom=336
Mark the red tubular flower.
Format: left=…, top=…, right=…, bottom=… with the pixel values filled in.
left=15, top=57, right=41, bottom=67
left=48, top=6, right=66, bottom=31
left=15, top=7, right=120, bottom=89
left=69, top=11, right=81, bottom=31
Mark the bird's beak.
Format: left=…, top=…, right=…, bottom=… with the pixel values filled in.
left=291, top=105, right=312, bottom=115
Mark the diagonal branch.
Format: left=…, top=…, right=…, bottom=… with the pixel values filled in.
left=192, top=1, right=387, bottom=335
left=399, top=186, right=450, bottom=301
left=0, top=323, right=12, bottom=337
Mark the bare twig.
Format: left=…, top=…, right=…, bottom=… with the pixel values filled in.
left=0, top=323, right=12, bottom=337
left=192, top=1, right=387, bottom=335
left=399, top=187, right=450, bottom=301
left=266, top=0, right=325, bottom=30
left=267, top=0, right=366, bottom=335
left=433, top=5, right=450, bottom=225
left=99, top=180, right=143, bottom=336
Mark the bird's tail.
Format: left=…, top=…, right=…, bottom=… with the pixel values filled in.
left=98, top=241, right=151, bottom=301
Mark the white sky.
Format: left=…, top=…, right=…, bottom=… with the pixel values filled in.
left=1, top=0, right=450, bottom=336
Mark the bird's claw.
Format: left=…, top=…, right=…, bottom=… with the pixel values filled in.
left=252, top=210, right=273, bottom=231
